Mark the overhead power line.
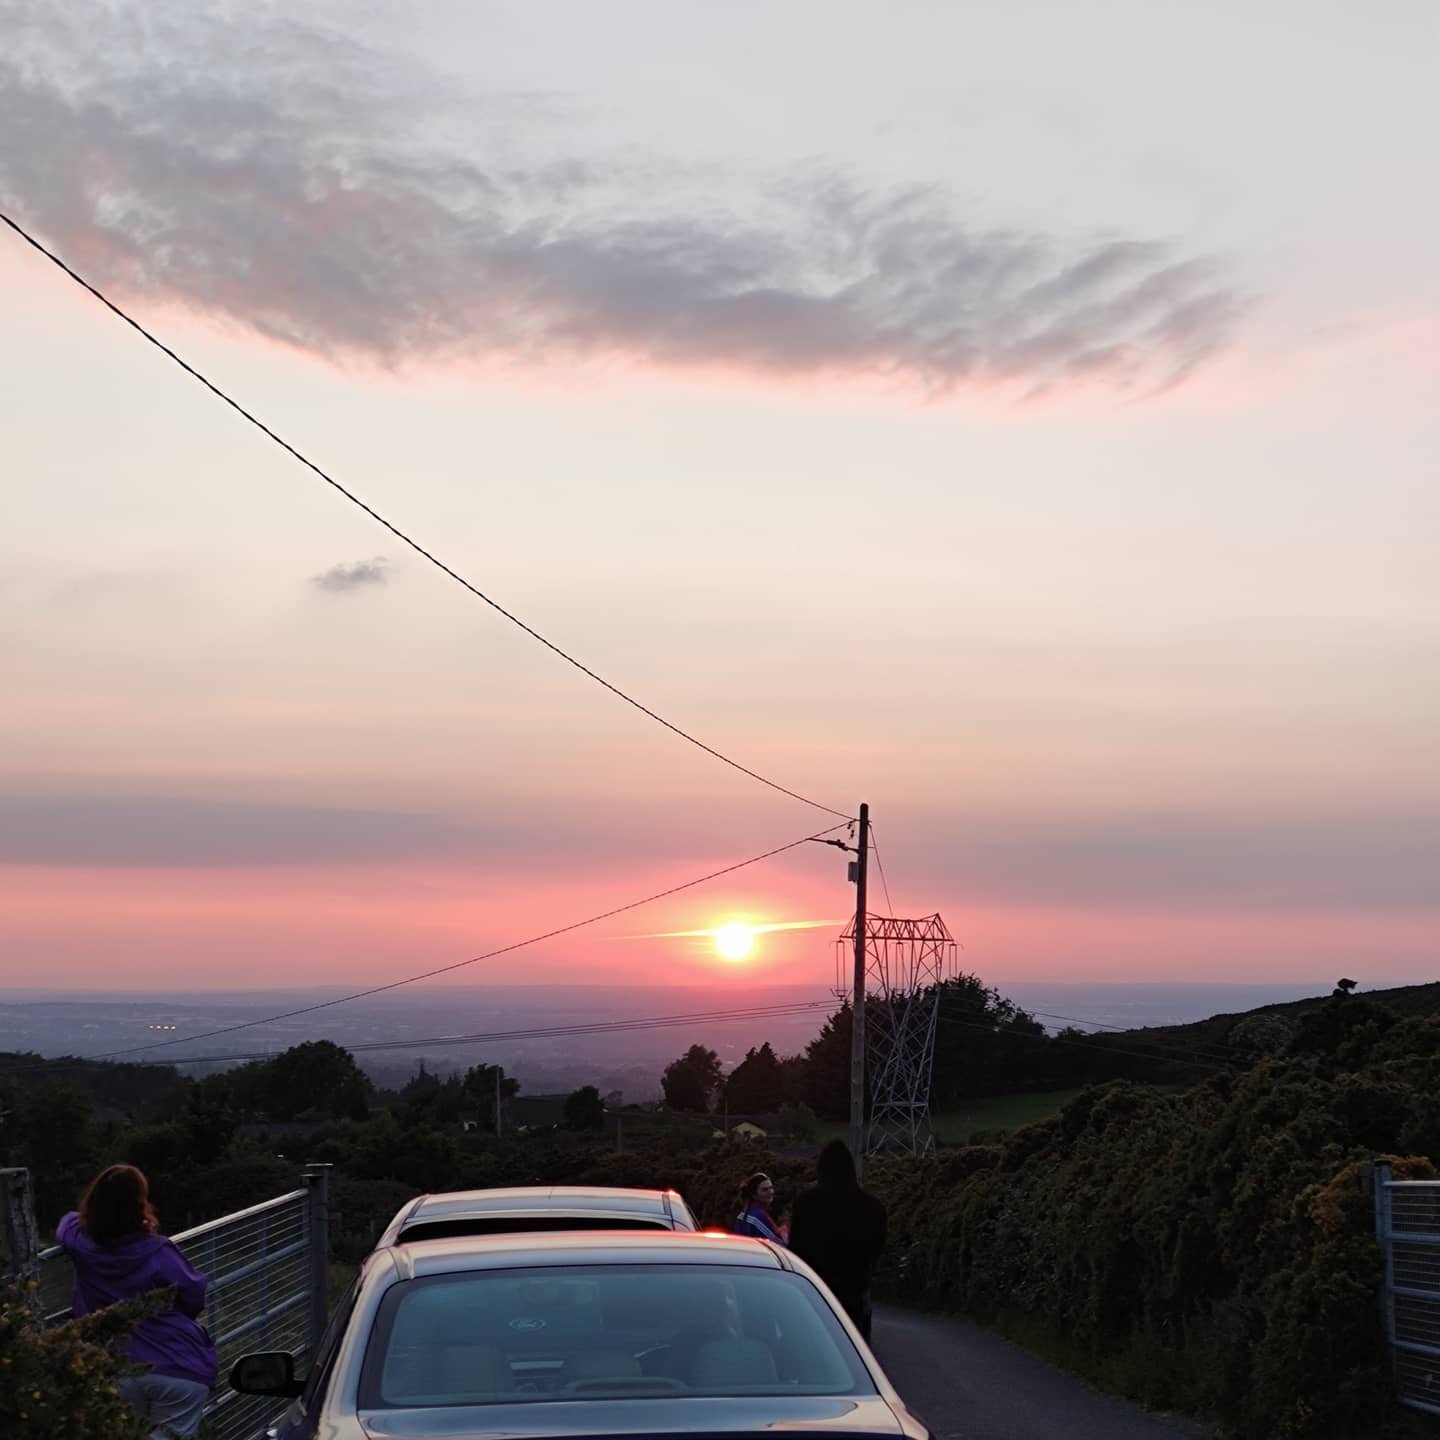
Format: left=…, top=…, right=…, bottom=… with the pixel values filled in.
left=1016, top=1007, right=1241, bottom=1064
left=21, top=998, right=839, bottom=1074
left=937, top=996, right=1236, bottom=1073
left=915, top=985, right=1239, bottom=1066
left=12, top=984, right=1243, bottom=1081
left=17, top=993, right=1235, bottom=1080
left=867, top=823, right=896, bottom=915
left=3, top=823, right=849, bottom=1074
left=0, top=210, right=851, bottom=823
left=931, top=989, right=1240, bottom=1067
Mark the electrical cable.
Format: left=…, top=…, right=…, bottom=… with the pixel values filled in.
left=1, top=823, right=848, bottom=1073
left=12, top=986, right=1241, bottom=1081
left=1016, top=1007, right=1243, bottom=1061
left=17, top=998, right=840, bottom=1073
left=928, top=990, right=1242, bottom=1067
left=937, top=996, right=1235, bottom=1072
left=0, top=209, right=852, bottom=823
left=867, top=824, right=896, bottom=916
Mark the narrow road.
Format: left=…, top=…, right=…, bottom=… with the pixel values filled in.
left=871, top=1306, right=1211, bottom=1440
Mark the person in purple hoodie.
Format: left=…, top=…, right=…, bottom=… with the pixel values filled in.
left=58, top=1164, right=217, bottom=1438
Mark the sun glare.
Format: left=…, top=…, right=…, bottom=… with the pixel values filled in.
left=714, top=923, right=756, bottom=961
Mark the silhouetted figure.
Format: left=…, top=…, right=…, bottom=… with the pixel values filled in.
left=788, top=1140, right=886, bottom=1341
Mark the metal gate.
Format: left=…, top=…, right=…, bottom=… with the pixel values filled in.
left=33, top=1167, right=330, bottom=1440
left=1374, top=1162, right=1440, bottom=1416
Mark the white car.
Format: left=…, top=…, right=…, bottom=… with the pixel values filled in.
left=374, top=1186, right=700, bottom=1247
left=231, top=1230, right=932, bottom=1440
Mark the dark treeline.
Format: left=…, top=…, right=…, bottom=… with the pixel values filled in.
left=0, top=972, right=1369, bottom=1235
left=0, top=970, right=1080, bottom=1250
left=661, top=971, right=1267, bottom=1122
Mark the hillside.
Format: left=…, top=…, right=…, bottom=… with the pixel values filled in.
left=1058, top=981, right=1440, bottom=1077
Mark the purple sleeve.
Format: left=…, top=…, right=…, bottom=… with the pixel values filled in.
left=156, top=1241, right=209, bottom=1316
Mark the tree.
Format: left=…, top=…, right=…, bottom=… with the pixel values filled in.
left=724, top=1043, right=784, bottom=1114
left=173, top=1081, right=238, bottom=1166
left=399, top=1065, right=467, bottom=1124
left=778, top=1055, right=810, bottom=1105
left=460, top=1064, right=519, bottom=1121
left=802, top=1005, right=852, bottom=1119
left=3, top=1081, right=102, bottom=1226
left=563, top=1085, right=605, bottom=1131
left=219, top=1041, right=371, bottom=1122
left=928, top=975, right=1047, bottom=1102
left=775, top=1101, right=818, bottom=1142
left=661, top=1045, right=723, bottom=1113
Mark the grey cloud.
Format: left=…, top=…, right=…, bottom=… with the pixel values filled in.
left=0, top=790, right=693, bottom=868
left=311, top=556, right=389, bottom=594
left=904, top=811, right=1440, bottom=911
left=7, top=785, right=1437, bottom=914
left=0, top=793, right=474, bottom=866
left=0, top=4, right=1242, bottom=391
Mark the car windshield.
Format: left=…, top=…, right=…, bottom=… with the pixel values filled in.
left=358, top=1263, right=874, bottom=1408
left=398, top=1217, right=671, bottom=1243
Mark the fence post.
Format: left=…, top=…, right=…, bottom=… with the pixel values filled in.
left=1, top=1168, right=41, bottom=1320
left=1375, top=1161, right=1397, bottom=1366
left=302, top=1164, right=332, bottom=1350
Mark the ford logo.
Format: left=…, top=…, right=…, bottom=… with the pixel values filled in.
left=509, top=1317, right=547, bottom=1331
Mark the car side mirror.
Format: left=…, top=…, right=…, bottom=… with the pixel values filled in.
left=230, top=1350, right=304, bottom=1397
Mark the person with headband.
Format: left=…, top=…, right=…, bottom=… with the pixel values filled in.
left=732, top=1171, right=786, bottom=1243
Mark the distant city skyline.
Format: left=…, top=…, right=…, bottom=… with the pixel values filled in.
left=2, top=1, right=1436, bottom=990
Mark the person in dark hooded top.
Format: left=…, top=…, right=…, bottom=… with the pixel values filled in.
left=786, top=1139, right=886, bottom=1341
left=58, top=1164, right=217, bottom=1438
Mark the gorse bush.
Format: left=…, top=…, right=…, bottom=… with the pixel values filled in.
left=0, top=1281, right=156, bottom=1440
left=873, top=1000, right=1440, bottom=1439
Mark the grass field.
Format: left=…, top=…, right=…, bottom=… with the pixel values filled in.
left=928, top=1089, right=1086, bottom=1142
left=816, top=1088, right=1088, bottom=1147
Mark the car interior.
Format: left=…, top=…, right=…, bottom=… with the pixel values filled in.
left=396, top=1216, right=673, bottom=1243
left=359, top=1264, right=869, bottom=1408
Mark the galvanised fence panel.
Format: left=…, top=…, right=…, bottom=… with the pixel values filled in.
left=1375, top=1163, right=1440, bottom=1417
left=38, top=1177, right=327, bottom=1440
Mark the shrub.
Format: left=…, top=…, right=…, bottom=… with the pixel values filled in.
left=868, top=1014, right=1440, bottom=1439
left=0, top=1281, right=154, bottom=1440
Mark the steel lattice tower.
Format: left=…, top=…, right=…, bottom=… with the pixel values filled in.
left=837, top=913, right=958, bottom=1155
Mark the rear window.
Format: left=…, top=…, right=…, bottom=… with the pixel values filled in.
left=358, top=1263, right=873, bottom=1408
left=398, top=1217, right=671, bottom=1243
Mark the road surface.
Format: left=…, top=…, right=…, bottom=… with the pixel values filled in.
left=872, top=1305, right=1212, bottom=1440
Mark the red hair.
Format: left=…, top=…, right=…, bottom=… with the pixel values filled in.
left=78, top=1164, right=158, bottom=1247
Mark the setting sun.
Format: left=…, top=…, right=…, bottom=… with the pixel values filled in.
left=714, top=923, right=756, bottom=961
left=619, top=917, right=838, bottom=965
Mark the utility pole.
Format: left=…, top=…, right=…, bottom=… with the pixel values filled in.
left=809, top=805, right=871, bottom=1172
left=495, top=1065, right=503, bottom=1140
left=850, top=802, right=870, bottom=1171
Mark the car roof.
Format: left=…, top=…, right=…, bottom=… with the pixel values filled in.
left=401, top=1186, right=684, bottom=1223
left=372, top=1229, right=787, bottom=1280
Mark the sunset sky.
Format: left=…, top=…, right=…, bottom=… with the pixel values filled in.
left=2, top=1, right=1436, bottom=992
